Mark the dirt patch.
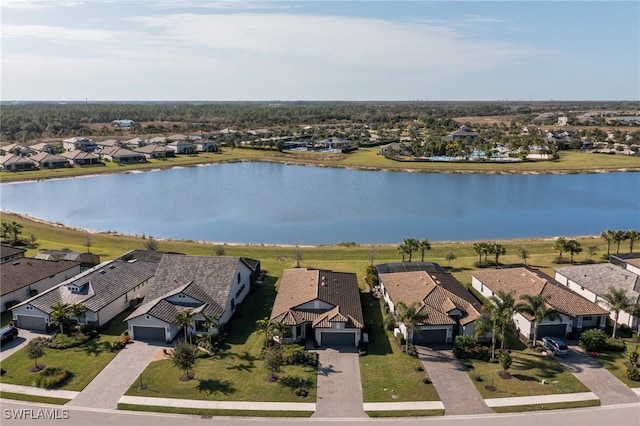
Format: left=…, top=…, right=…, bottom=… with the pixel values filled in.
left=179, top=372, right=195, bottom=382
left=498, top=371, right=513, bottom=380
left=28, top=364, right=46, bottom=373
left=151, top=348, right=172, bottom=362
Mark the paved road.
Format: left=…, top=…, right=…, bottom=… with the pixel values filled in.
left=65, top=341, right=165, bottom=409
left=312, top=347, right=366, bottom=418
left=556, top=345, right=640, bottom=405
left=417, top=346, right=494, bottom=415
left=2, top=400, right=639, bottom=426
left=0, top=329, right=53, bottom=362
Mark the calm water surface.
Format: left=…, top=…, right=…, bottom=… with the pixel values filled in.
left=1, top=163, right=638, bottom=244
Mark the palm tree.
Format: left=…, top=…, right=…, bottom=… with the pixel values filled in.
left=403, top=238, right=419, bottom=262
left=200, top=312, right=217, bottom=340
left=473, top=242, right=489, bottom=265
left=553, top=237, right=568, bottom=262
left=397, top=242, right=409, bottom=262
left=565, top=239, right=583, bottom=263
left=49, top=302, right=70, bottom=335
left=625, top=229, right=639, bottom=253
left=474, top=306, right=498, bottom=360
left=256, top=318, right=274, bottom=346
left=491, top=243, right=506, bottom=265
left=612, top=229, right=626, bottom=255
left=517, top=246, right=530, bottom=266
left=600, top=229, right=614, bottom=258
left=1, top=223, right=11, bottom=241
left=603, top=287, right=631, bottom=338
left=175, top=309, right=196, bottom=344
left=68, top=303, right=86, bottom=328
left=9, top=221, right=23, bottom=244
left=587, top=245, right=598, bottom=261
left=417, top=239, right=431, bottom=262
left=515, top=294, right=559, bottom=347
left=394, top=301, right=428, bottom=352
left=491, top=290, right=517, bottom=351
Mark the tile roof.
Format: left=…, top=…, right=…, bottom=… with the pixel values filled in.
left=60, top=150, right=99, bottom=160
left=126, top=255, right=247, bottom=323
left=270, top=268, right=364, bottom=329
left=29, top=152, right=68, bottom=164
left=1, top=258, right=80, bottom=296
left=473, top=267, right=609, bottom=319
left=0, top=244, right=26, bottom=261
left=379, top=271, right=482, bottom=326
left=555, top=263, right=640, bottom=303
left=12, top=259, right=158, bottom=313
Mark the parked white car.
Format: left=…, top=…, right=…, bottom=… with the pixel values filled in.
left=542, top=336, right=570, bottom=357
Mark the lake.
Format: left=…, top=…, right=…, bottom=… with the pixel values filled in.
left=1, top=163, right=638, bottom=245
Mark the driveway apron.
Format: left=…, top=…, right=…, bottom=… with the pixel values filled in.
left=417, top=346, right=494, bottom=415
left=0, top=329, right=53, bottom=363
left=66, top=341, right=164, bottom=409
left=312, top=347, right=366, bottom=418
left=556, top=345, right=640, bottom=405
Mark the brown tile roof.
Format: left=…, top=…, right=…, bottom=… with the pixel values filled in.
left=0, top=244, right=26, bottom=262
left=378, top=271, right=482, bottom=326
left=1, top=258, right=81, bottom=296
left=472, top=268, right=608, bottom=319
left=270, top=268, right=364, bottom=329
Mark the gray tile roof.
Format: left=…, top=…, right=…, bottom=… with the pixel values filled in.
left=1, top=258, right=80, bottom=296
left=555, top=263, right=640, bottom=302
left=14, top=260, right=158, bottom=313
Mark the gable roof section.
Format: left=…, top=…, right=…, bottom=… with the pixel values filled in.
left=270, top=268, right=364, bottom=329
left=379, top=271, right=482, bottom=326
left=473, top=267, right=609, bottom=319
left=0, top=244, right=26, bottom=262
left=13, top=259, right=158, bottom=313
left=1, top=258, right=80, bottom=296
left=555, top=263, right=640, bottom=303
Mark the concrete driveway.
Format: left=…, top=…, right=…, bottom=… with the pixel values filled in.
left=0, top=328, right=53, bottom=362
left=66, top=340, right=166, bottom=409
left=417, top=346, right=494, bottom=415
left=556, top=345, right=640, bottom=405
left=312, top=347, right=366, bottom=418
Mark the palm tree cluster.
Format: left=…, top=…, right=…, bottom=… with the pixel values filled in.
left=397, top=238, right=431, bottom=262
left=49, top=302, right=86, bottom=335
left=600, top=229, right=640, bottom=257
left=255, top=318, right=287, bottom=349
left=472, top=242, right=506, bottom=266
left=393, top=301, right=429, bottom=353
left=175, top=309, right=217, bottom=344
left=552, top=237, right=583, bottom=263
left=1, top=221, right=24, bottom=244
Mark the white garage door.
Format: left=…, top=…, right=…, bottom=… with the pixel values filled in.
left=16, top=315, right=47, bottom=331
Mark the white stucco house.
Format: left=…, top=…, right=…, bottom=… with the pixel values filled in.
left=472, top=267, right=609, bottom=340
left=376, top=262, right=482, bottom=344
left=554, top=263, right=640, bottom=330
left=125, top=255, right=260, bottom=343
left=11, top=259, right=158, bottom=331
left=269, top=268, right=364, bottom=347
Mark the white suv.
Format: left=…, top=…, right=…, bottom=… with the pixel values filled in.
left=542, top=336, right=570, bottom=357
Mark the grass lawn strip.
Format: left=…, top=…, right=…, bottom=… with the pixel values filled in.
left=117, top=403, right=312, bottom=417
left=491, top=399, right=600, bottom=413
left=367, top=409, right=445, bottom=417
left=590, top=338, right=640, bottom=388
left=463, top=349, right=589, bottom=399
left=0, top=392, right=70, bottom=405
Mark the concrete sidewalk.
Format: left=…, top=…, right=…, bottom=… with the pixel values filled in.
left=119, top=395, right=315, bottom=411
left=0, top=383, right=79, bottom=400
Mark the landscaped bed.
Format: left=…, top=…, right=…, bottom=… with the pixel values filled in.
left=463, top=349, right=590, bottom=399
left=590, top=337, right=640, bottom=388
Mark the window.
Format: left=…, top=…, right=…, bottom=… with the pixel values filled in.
left=77, top=313, right=86, bottom=324
left=124, top=293, right=128, bottom=303
left=237, top=273, right=241, bottom=284
left=582, top=316, right=593, bottom=321
left=231, top=298, right=235, bottom=311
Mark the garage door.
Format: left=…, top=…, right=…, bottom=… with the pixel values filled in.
left=16, top=315, right=46, bottom=331
left=132, top=326, right=165, bottom=342
left=321, top=332, right=355, bottom=347
left=412, top=328, right=447, bottom=345
left=537, top=324, right=566, bottom=338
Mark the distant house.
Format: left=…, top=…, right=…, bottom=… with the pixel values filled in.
left=472, top=267, right=609, bottom=340
left=62, top=137, right=97, bottom=152
left=0, top=143, right=30, bottom=156
left=269, top=268, right=364, bottom=347
left=611, top=254, right=640, bottom=276
left=166, top=140, right=197, bottom=155
left=379, top=142, right=409, bottom=157
left=28, top=143, right=57, bottom=155
left=554, top=263, right=640, bottom=330
left=29, top=152, right=69, bottom=169
left=134, top=144, right=174, bottom=159
left=445, top=126, right=478, bottom=142
left=12, top=259, right=158, bottom=331
left=195, top=140, right=219, bottom=153
left=0, top=244, right=26, bottom=263
left=112, top=119, right=134, bottom=128
left=95, top=139, right=122, bottom=149
left=377, top=264, right=482, bottom=344
left=126, top=255, right=260, bottom=342
left=60, top=150, right=101, bottom=166
left=0, top=154, right=37, bottom=172
left=1, top=258, right=82, bottom=313
left=124, top=137, right=146, bottom=148
left=97, top=147, right=146, bottom=164
left=34, top=250, right=101, bottom=270
left=316, top=137, right=351, bottom=151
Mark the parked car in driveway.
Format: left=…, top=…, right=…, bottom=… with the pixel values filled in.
left=0, top=326, right=19, bottom=345
left=542, top=336, right=570, bottom=357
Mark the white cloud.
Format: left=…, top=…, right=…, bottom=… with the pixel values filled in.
left=1, top=0, right=81, bottom=10
left=2, top=24, right=127, bottom=42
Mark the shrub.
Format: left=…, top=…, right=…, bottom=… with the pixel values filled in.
left=499, top=350, right=513, bottom=372
left=294, top=388, right=308, bottom=398
left=453, top=335, right=490, bottom=361
left=33, top=368, right=70, bottom=389
left=422, top=377, right=432, bottom=384
left=404, top=343, right=417, bottom=357
left=625, top=365, right=640, bottom=381
left=605, top=338, right=627, bottom=352
left=383, top=314, right=396, bottom=331
left=579, top=329, right=608, bottom=352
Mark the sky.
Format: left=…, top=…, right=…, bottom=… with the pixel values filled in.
left=1, top=0, right=639, bottom=101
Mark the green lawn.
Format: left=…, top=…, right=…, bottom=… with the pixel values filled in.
left=360, top=292, right=439, bottom=402
left=591, top=338, right=640, bottom=388
left=125, top=278, right=317, bottom=403
left=117, top=404, right=313, bottom=417
left=463, top=350, right=590, bottom=399
left=0, top=392, right=70, bottom=405
left=0, top=310, right=130, bottom=391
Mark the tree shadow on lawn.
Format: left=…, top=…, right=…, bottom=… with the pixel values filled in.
left=197, top=378, right=236, bottom=396
left=81, top=338, right=108, bottom=357
left=211, top=351, right=256, bottom=372
left=278, top=375, right=314, bottom=391
left=511, top=373, right=539, bottom=382
left=511, top=355, right=566, bottom=378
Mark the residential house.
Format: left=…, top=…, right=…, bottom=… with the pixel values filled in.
left=610, top=254, right=640, bottom=276
left=97, top=147, right=146, bottom=164
left=125, top=255, right=260, bottom=342
left=134, top=144, right=174, bottom=159
left=0, top=154, right=37, bottom=171
left=0, top=143, right=30, bottom=156
left=472, top=267, right=609, bottom=340
left=269, top=268, right=364, bottom=347
left=379, top=142, right=410, bottom=157
left=112, top=119, right=134, bottom=128
left=166, top=140, right=197, bottom=155
left=28, top=143, right=57, bottom=155
left=315, top=136, right=351, bottom=152
left=124, top=137, right=146, bottom=148
left=95, top=139, right=122, bottom=150
left=62, top=137, right=97, bottom=152
left=445, top=125, right=478, bottom=142
left=34, top=250, right=101, bottom=270
left=554, top=263, right=640, bottom=330
left=29, top=152, right=69, bottom=169
left=11, top=259, right=158, bottom=331
left=60, top=150, right=101, bottom=166
left=376, top=262, right=482, bottom=344
left=1, top=258, right=81, bottom=313
left=195, top=140, right=219, bottom=153
left=0, top=244, right=26, bottom=263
